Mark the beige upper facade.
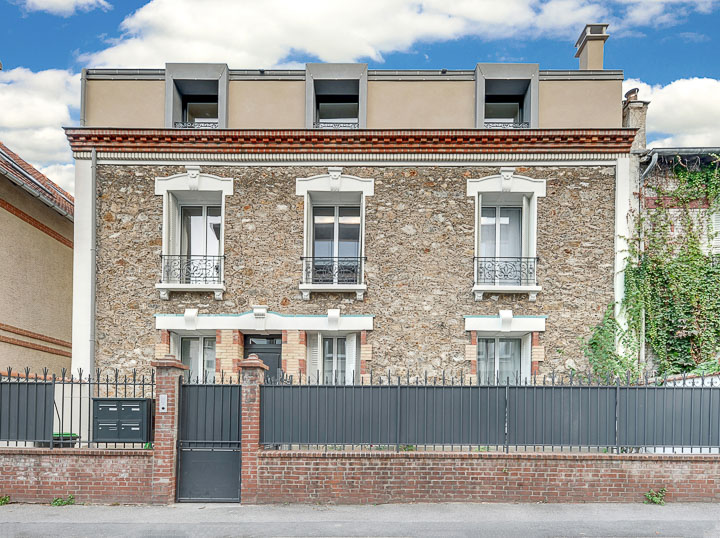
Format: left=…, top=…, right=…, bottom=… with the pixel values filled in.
left=81, top=25, right=622, bottom=131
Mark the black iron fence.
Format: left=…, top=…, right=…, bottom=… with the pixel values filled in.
left=0, top=368, right=154, bottom=449
left=474, top=256, right=538, bottom=286
left=260, top=373, right=720, bottom=453
left=161, top=255, right=224, bottom=285
left=301, top=256, right=365, bottom=285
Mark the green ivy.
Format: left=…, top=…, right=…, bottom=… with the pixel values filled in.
left=585, top=157, right=720, bottom=377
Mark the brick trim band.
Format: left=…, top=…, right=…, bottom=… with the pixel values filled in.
left=0, top=335, right=72, bottom=358
left=0, top=323, right=71, bottom=349
left=65, top=127, right=637, bottom=155
left=0, top=199, right=73, bottom=249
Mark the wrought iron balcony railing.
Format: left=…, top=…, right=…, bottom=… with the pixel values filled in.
left=161, top=255, right=224, bottom=285
left=173, top=121, right=219, bottom=129
left=474, top=257, right=538, bottom=286
left=312, top=121, right=360, bottom=129
left=301, top=257, right=365, bottom=285
left=483, top=121, right=530, bottom=129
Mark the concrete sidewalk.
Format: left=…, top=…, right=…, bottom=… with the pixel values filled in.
left=1, top=502, right=719, bottom=537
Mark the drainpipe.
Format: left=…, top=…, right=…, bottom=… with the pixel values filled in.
left=89, top=148, right=97, bottom=370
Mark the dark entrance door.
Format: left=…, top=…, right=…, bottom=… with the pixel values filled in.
left=176, top=383, right=242, bottom=502
left=244, top=334, right=283, bottom=380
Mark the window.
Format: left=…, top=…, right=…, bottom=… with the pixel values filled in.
left=308, top=332, right=358, bottom=384
left=323, top=337, right=346, bottom=383
left=712, top=211, right=720, bottom=255
left=477, top=337, right=522, bottom=384
left=155, top=166, right=233, bottom=300
left=165, top=63, right=228, bottom=129
left=310, top=206, right=361, bottom=284
left=182, top=95, right=218, bottom=127
left=313, top=80, right=359, bottom=129
left=305, top=64, right=367, bottom=129
left=180, top=336, right=216, bottom=381
left=467, top=168, right=545, bottom=301
left=296, top=167, right=373, bottom=299
left=475, top=64, right=538, bottom=129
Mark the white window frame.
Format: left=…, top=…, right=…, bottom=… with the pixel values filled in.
left=711, top=211, right=720, bottom=255
left=170, top=332, right=217, bottom=381
left=155, top=166, right=233, bottom=300
left=296, top=167, right=374, bottom=300
left=476, top=336, right=530, bottom=384
left=467, top=167, right=546, bottom=301
left=308, top=331, right=358, bottom=385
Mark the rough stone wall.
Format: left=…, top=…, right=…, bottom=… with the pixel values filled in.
left=94, top=164, right=615, bottom=376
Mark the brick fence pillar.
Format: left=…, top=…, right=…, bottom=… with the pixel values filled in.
left=240, top=353, right=268, bottom=504
left=151, top=355, right=188, bottom=504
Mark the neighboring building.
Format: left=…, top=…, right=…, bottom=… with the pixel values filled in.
left=0, top=141, right=74, bottom=375
left=67, top=23, right=639, bottom=382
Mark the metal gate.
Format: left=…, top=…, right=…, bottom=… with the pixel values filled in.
left=176, top=382, right=242, bottom=502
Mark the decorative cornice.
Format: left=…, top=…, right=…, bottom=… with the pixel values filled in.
left=65, top=128, right=636, bottom=156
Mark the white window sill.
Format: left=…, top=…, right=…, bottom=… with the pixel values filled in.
left=472, top=284, right=542, bottom=302
left=299, top=283, right=367, bottom=300
left=156, top=283, right=225, bottom=301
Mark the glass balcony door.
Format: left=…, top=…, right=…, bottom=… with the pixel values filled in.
left=480, top=206, right=522, bottom=285
left=312, top=206, right=361, bottom=284
left=180, top=205, right=221, bottom=284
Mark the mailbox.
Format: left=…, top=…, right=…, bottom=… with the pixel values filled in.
left=92, top=398, right=153, bottom=443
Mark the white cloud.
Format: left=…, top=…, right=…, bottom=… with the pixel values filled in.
left=78, top=0, right=719, bottom=68
left=17, top=0, right=111, bottom=16
left=0, top=68, right=79, bottom=193
left=38, top=163, right=75, bottom=195
left=624, top=77, right=720, bottom=148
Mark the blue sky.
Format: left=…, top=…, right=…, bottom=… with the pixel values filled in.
left=1, top=0, right=720, bottom=193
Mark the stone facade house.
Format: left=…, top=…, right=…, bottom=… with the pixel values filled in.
left=0, top=141, right=74, bottom=375
left=67, top=24, right=641, bottom=383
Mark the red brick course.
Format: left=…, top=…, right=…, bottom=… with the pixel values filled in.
left=0, top=448, right=153, bottom=504
left=255, top=451, right=720, bottom=504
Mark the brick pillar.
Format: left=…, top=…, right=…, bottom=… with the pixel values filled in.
left=359, top=330, right=373, bottom=383
left=240, top=354, right=268, bottom=504
left=531, top=332, right=545, bottom=376
left=465, top=331, right=478, bottom=384
left=155, top=330, right=170, bottom=360
left=150, top=354, right=188, bottom=504
left=216, top=330, right=243, bottom=382
left=282, top=330, right=307, bottom=381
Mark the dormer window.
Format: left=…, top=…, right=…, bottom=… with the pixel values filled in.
left=314, top=80, right=359, bottom=129
left=475, top=64, right=538, bottom=129
left=165, top=63, right=228, bottom=129
left=305, top=64, right=367, bottom=129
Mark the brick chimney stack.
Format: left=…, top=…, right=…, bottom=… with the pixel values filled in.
left=575, top=23, right=610, bottom=70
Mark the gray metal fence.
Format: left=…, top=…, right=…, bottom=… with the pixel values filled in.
left=0, top=368, right=154, bottom=448
left=260, top=375, right=720, bottom=452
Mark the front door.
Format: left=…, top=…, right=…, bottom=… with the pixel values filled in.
left=244, top=334, right=283, bottom=380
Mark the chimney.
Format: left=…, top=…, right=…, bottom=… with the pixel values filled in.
left=575, top=23, right=609, bottom=70
left=622, top=88, right=650, bottom=151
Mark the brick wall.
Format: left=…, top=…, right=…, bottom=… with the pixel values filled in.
left=0, top=448, right=153, bottom=504
left=256, top=451, right=720, bottom=504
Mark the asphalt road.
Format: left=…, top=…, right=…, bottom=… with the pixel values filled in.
left=1, top=502, right=720, bottom=537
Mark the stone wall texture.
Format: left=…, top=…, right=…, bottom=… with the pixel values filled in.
left=94, top=164, right=616, bottom=376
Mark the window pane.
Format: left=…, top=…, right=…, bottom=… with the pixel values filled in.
left=338, top=206, right=360, bottom=258
left=318, top=102, right=359, bottom=122
left=477, top=338, right=495, bottom=384
left=203, top=338, right=216, bottom=381
left=180, top=338, right=200, bottom=375
left=498, top=338, right=521, bottom=383
left=485, top=103, right=520, bottom=123
left=181, top=206, right=203, bottom=256
left=186, top=102, right=218, bottom=123
left=323, top=338, right=334, bottom=383
left=336, top=338, right=346, bottom=382
left=480, top=207, right=496, bottom=257
left=206, top=206, right=221, bottom=256
left=499, top=207, right=522, bottom=258
left=313, top=207, right=335, bottom=258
